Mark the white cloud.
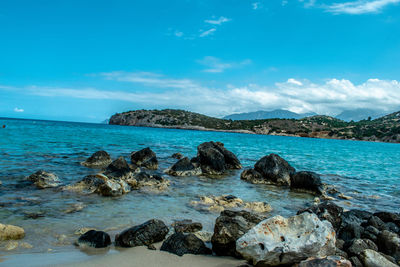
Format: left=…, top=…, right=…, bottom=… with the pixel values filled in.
left=199, top=28, right=217, bottom=37
left=287, top=78, right=303, bottom=86
left=205, top=16, right=231, bottom=25
left=174, top=30, right=183, bottom=37
left=252, top=2, right=261, bottom=9
left=325, top=0, right=400, bottom=14
left=14, top=107, right=24, bottom=113
left=197, top=56, right=251, bottom=73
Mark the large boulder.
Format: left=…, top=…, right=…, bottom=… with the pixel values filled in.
left=160, top=232, right=212, bottom=256
left=297, top=201, right=343, bottom=232
left=360, top=249, right=399, bottom=267
left=65, top=174, right=106, bottom=194
left=128, top=172, right=170, bottom=192
left=97, top=178, right=131, bottom=197
left=291, top=171, right=323, bottom=195
left=298, top=256, right=352, bottom=267
left=76, top=230, right=111, bottom=248
left=81, top=151, right=112, bottom=168
left=131, top=147, right=158, bottom=170
left=211, top=210, right=265, bottom=258
left=236, top=212, right=336, bottom=266
left=165, top=157, right=202, bottom=176
left=346, top=238, right=378, bottom=257
left=172, top=220, right=202, bottom=233
left=240, top=169, right=264, bottom=184
left=0, top=224, right=25, bottom=241
left=115, top=219, right=169, bottom=247
left=104, top=156, right=137, bottom=180
left=374, top=211, right=400, bottom=227
left=27, top=170, right=61, bottom=189
left=197, top=141, right=241, bottom=175
left=377, top=230, right=400, bottom=261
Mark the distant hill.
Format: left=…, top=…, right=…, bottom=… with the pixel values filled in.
left=109, top=109, right=400, bottom=143
left=335, top=109, right=387, bottom=122
left=223, top=109, right=316, bottom=120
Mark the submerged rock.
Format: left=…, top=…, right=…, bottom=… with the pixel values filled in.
left=115, top=219, right=169, bottom=247
left=291, top=171, right=323, bottom=195
left=81, top=150, right=112, bottom=168
left=131, top=147, right=158, bottom=170
left=211, top=210, right=266, bottom=258
left=0, top=223, right=25, bottom=241
left=298, top=256, right=352, bottom=267
left=236, top=212, right=336, bottom=266
left=190, top=195, right=272, bottom=213
left=197, top=141, right=241, bottom=175
left=27, top=170, right=61, bottom=189
left=76, top=230, right=111, bottom=248
left=160, top=232, right=212, bottom=256
left=165, top=157, right=202, bottom=176
left=360, top=249, right=398, bottom=267
left=172, top=220, right=202, bottom=233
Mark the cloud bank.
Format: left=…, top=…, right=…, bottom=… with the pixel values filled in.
left=324, top=0, right=400, bottom=14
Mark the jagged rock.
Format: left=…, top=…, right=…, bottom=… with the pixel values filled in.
left=377, top=230, right=400, bottom=261
left=98, top=178, right=130, bottom=197
left=363, top=216, right=388, bottom=231
left=297, top=201, right=343, bottom=232
left=128, top=172, right=170, bottom=191
left=240, top=169, right=264, bottom=183
left=339, top=223, right=364, bottom=242
left=115, top=219, right=169, bottom=247
left=346, top=238, right=378, bottom=256
left=362, top=225, right=380, bottom=242
left=0, top=224, right=25, bottom=241
left=212, top=210, right=265, bottom=258
left=290, top=171, right=323, bottom=195
left=350, top=256, right=364, bottom=267
left=190, top=195, right=272, bottom=213
left=104, top=156, right=137, bottom=180
left=131, top=147, right=158, bottom=170
left=64, top=174, right=106, bottom=194
left=298, top=256, right=352, bottom=267
left=81, top=150, right=112, bottom=168
left=172, top=153, right=183, bottom=159
left=335, top=248, right=349, bottom=259
left=76, top=230, right=111, bottom=248
left=194, top=231, right=213, bottom=243
left=172, top=220, right=202, bottom=233
left=386, top=222, right=400, bottom=234
left=27, top=170, right=61, bottom=189
left=360, top=249, right=399, bottom=267
left=236, top=213, right=336, bottom=266
left=165, top=157, right=202, bottom=176
left=336, top=239, right=345, bottom=250
left=374, top=211, right=400, bottom=227
left=160, top=232, right=212, bottom=256
left=197, top=141, right=241, bottom=175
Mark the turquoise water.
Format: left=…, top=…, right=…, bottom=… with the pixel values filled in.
left=0, top=118, right=399, bottom=261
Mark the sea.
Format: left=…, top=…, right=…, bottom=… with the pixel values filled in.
left=0, top=117, right=399, bottom=266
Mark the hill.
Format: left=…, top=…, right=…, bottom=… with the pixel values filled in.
left=223, top=109, right=316, bottom=120
left=109, top=109, right=400, bottom=143
left=335, top=108, right=387, bottom=122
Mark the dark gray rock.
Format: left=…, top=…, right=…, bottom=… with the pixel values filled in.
left=377, top=230, right=400, bottom=261
left=27, top=170, right=61, bottom=189
left=362, top=225, right=380, bottom=243
left=97, top=178, right=130, bottom=197
left=298, top=256, right=352, bottom=267
left=76, top=230, right=111, bottom=248
left=172, top=220, right=202, bottom=233
left=160, top=232, right=212, bottom=256
left=290, top=171, right=323, bottom=195
left=346, top=238, right=378, bottom=256
left=81, top=151, right=112, bottom=168
left=171, top=153, right=183, bottom=159
left=350, top=256, right=363, bottom=267
left=374, top=212, right=400, bottom=227
left=254, top=153, right=295, bottom=186
left=166, top=157, right=201, bottom=176
left=360, top=249, right=399, bottom=267
left=363, top=216, right=388, bottom=231
left=386, top=222, right=400, bottom=234
left=339, top=223, right=364, bottom=242
left=131, top=147, right=158, bottom=170
left=211, top=210, right=265, bottom=258
left=297, top=201, right=343, bottom=232
left=115, top=219, right=169, bottom=247
left=240, top=168, right=264, bottom=184
left=104, top=156, right=136, bottom=180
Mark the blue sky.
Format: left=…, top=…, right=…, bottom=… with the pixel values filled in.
left=1, top=0, right=400, bottom=122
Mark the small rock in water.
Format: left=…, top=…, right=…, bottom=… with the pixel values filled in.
left=165, top=157, right=202, bottom=177
left=27, top=170, right=61, bottom=189
left=171, top=153, right=183, bottom=159
left=254, top=153, right=295, bottom=186
left=81, top=150, right=112, bottom=168
left=0, top=223, right=25, bottom=241
left=131, top=147, right=158, bottom=170
left=172, top=220, right=202, bottom=233
left=76, top=230, right=111, bottom=248
left=74, top=227, right=97, bottom=236
left=4, top=241, right=19, bottom=251
left=64, top=202, right=86, bottom=214
left=290, top=171, right=323, bottom=195
left=338, top=193, right=353, bottom=200
left=160, top=232, right=212, bottom=256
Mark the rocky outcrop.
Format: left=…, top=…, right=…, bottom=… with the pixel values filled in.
left=131, top=147, right=158, bottom=170
left=360, top=249, right=398, bottom=267
left=0, top=224, right=25, bottom=241
left=76, top=230, right=111, bottom=248
left=81, top=150, right=112, bottom=168
left=115, top=219, right=169, bottom=247
left=291, top=171, right=323, bottom=195
left=172, top=220, right=202, bottom=233
left=160, top=232, right=211, bottom=256
left=165, top=157, right=202, bottom=176
left=190, top=195, right=272, bottom=213
left=196, top=141, right=241, bottom=175
left=27, top=170, right=61, bottom=189
left=236, top=213, right=336, bottom=266
left=211, top=210, right=266, bottom=258
left=298, top=256, right=352, bottom=267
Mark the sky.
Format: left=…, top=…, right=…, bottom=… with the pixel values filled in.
left=1, top=0, right=400, bottom=122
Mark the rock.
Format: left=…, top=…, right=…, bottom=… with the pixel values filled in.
left=4, top=241, right=19, bottom=251
left=76, top=230, right=111, bottom=248
left=240, top=169, right=264, bottom=184
left=27, top=170, right=61, bottom=189
left=350, top=256, right=364, bottom=267
left=172, top=153, right=183, bottom=159
left=346, top=238, right=378, bottom=256
left=81, top=150, right=112, bottom=168
left=0, top=224, right=25, bottom=241
left=336, top=238, right=345, bottom=249
left=165, top=157, right=202, bottom=176
left=160, top=232, right=212, bottom=256
left=253, top=153, right=296, bottom=186
left=197, top=141, right=241, bottom=175
left=360, top=249, right=399, bottom=267
left=98, top=178, right=131, bottom=197
left=386, top=222, right=400, bottom=234
left=362, top=225, right=380, bottom=242
left=64, top=174, right=107, bottom=194
left=115, top=219, right=169, bottom=247
left=194, top=231, right=213, bottom=243
left=172, top=220, right=202, bottom=233
left=74, top=227, right=97, bottom=236
left=297, top=201, right=343, bottom=232
left=104, top=156, right=137, bottom=180
left=64, top=202, right=85, bottom=214
left=290, top=171, right=323, bottom=195
left=377, top=230, right=400, bottom=260
left=298, top=256, right=352, bottom=267
left=236, top=212, right=336, bottom=266
left=190, top=195, right=272, bottom=213
left=128, top=172, right=170, bottom=191
left=211, top=210, right=265, bottom=258
left=335, top=248, right=349, bottom=259
left=374, top=211, right=400, bottom=227
left=363, top=216, right=388, bottom=231
left=131, top=147, right=158, bottom=170
left=342, top=209, right=372, bottom=226
left=339, top=223, right=364, bottom=242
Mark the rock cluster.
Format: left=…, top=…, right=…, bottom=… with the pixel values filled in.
left=27, top=170, right=61, bottom=189
left=131, top=147, right=158, bottom=170
left=81, top=150, right=112, bottom=168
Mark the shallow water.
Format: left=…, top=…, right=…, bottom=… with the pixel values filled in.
left=0, top=118, right=399, bottom=264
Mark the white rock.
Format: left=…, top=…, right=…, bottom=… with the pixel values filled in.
left=360, top=249, right=398, bottom=267
left=236, top=212, right=336, bottom=266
